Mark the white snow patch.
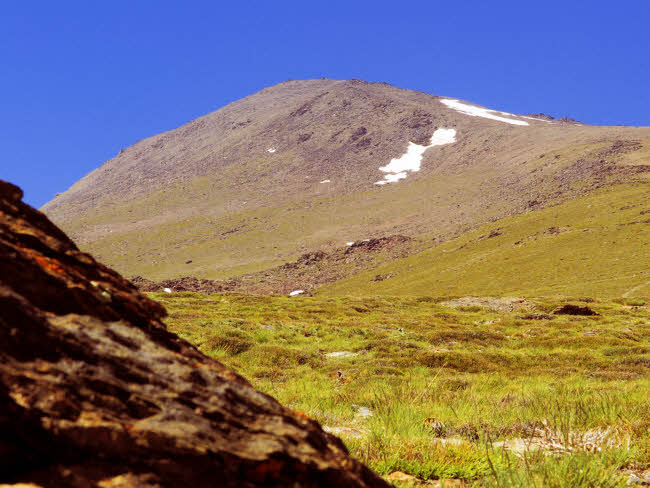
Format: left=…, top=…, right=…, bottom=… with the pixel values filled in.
left=289, top=290, right=305, bottom=297
left=163, top=288, right=172, bottom=293
left=429, top=127, right=458, bottom=146
left=346, top=241, right=355, bottom=246
left=375, top=128, right=456, bottom=185
left=440, top=99, right=529, bottom=126
left=374, top=171, right=408, bottom=185
left=320, top=179, right=331, bottom=183
left=267, top=148, right=276, bottom=153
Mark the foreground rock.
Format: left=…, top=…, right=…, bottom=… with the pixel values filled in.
left=0, top=180, right=388, bottom=487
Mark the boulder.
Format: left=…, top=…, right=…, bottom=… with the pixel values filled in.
left=0, top=180, right=388, bottom=487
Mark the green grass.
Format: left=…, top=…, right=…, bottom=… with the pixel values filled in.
left=320, top=182, right=650, bottom=298
left=155, top=292, right=650, bottom=486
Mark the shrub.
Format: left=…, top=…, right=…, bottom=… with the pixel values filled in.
left=243, top=344, right=322, bottom=368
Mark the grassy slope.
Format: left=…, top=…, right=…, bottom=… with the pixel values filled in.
left=320, top=182, right=650, bottom=298
left=61, top=140, right=649, bottom=283
left=67, top=170, right=504, bottom=280
left=157, top=293, right=650, bottom=486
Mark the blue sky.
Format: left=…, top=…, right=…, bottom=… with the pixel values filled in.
left=2, top=0, right=649, bottom=208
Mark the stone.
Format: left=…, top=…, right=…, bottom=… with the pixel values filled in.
left=0, top=180, right=388, bottom=487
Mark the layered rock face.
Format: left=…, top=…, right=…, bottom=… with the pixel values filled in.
left=0, top=180, right=387, bottom=487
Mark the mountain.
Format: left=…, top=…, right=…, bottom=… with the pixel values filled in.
left=321, top=182, right=649, bottom=297
left=42, top=79, right=650, bottom=296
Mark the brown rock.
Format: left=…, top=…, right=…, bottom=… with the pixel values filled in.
left=0, top=180, right=388, bottom=487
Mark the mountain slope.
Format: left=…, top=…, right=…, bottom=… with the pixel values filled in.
left=319, top=182, right=650, bottom=298
left=42, top=79, right=650, bottom=283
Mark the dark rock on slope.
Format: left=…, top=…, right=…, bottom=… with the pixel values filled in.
left=132, top=235, right=416, bottom=295
left=0, top=179, right=388, bottom=487
left=553, top=304, right=599, bottom=316
left=130, top=275, right=225, bottom=294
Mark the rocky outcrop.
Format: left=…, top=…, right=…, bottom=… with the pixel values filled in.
left=131, top=235, right=417, bottom=296
left=0, top=180, right=388, bottom=487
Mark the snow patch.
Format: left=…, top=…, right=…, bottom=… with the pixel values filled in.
left=346, top=241, right=355, bottom=246
left=375, top=128, right=456, bottom=185
left=267, top=148, right=276, bottom=153
left=320, top=179, right=331, bottom=183
left=440, top=99, right=529, bottom=126
left=163, top=288, right=172, bottom=293
left=375, top=171, right=409, bottom=185
left=289, top=290, right=305, bottom=297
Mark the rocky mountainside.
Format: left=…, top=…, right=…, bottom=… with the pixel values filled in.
left=132, top=235, right=417, bottom=295
left=0, top=179, right=387, bottom=487
left=42, top=79, right=650, bottom=284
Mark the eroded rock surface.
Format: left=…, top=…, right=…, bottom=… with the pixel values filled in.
left=0, top=180, right=387, bottom=487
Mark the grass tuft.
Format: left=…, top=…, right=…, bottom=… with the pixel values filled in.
left=156, top=293, right=650, bottom=486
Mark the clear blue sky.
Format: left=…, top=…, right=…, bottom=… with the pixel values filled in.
left=2, top=0, right=649, bottom=208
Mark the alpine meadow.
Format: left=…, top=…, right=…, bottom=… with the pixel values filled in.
left=2, top=5, right=650, bottom=485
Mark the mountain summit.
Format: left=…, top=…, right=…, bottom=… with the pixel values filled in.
left=43, top=79, right=650, bottom=290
